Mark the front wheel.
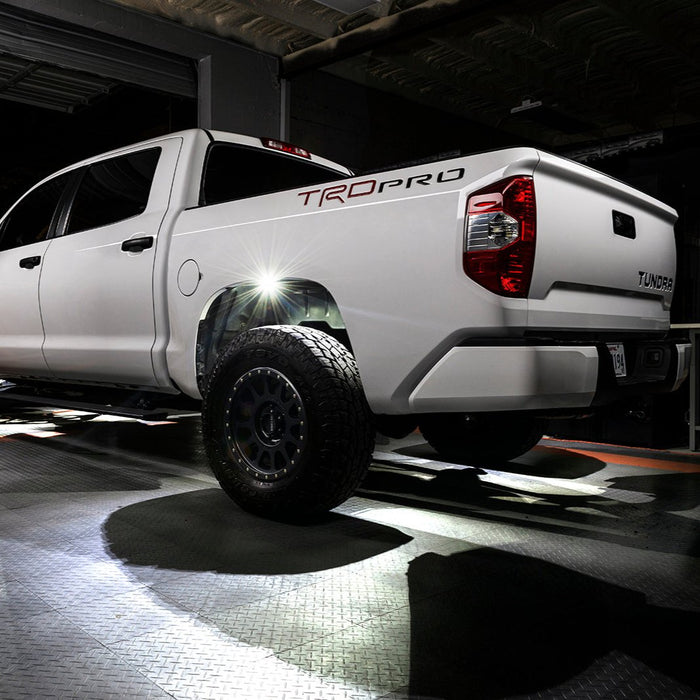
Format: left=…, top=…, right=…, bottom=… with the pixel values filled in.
left=202, top=325, right=374, bottom=520
left=419, top=412, right=545, bottom=464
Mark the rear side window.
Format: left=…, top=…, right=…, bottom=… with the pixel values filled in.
left=201, top=143, right=344, bottom=206
left=0, top=173, right=70, bottom=251
left=66, top=148, right=160, bottom=235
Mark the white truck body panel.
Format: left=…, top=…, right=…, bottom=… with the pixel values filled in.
left=39, top=138, right=183, bottom=385
left=529, top=152, right=676, bottom=332
left=0, top=129, right=687, bottom=418
left=0, top=239, right=52, bottom=374
left=166, top=148, right=542, bottom=411
left=408, top=345, right=600, bottom=412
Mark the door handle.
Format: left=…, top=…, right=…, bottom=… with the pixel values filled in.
left=121, top=236, right=154, bottom=253
left=19, top=255, right=41, bottom=269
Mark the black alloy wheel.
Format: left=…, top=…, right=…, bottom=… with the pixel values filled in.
left=224, top=366, right=307, bottom=482
left=202, top=325, right=375, bottom=520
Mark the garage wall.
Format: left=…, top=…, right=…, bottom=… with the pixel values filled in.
left=289, top=70, right=518, bottom=173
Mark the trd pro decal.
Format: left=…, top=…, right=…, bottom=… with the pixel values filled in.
left=298, top=167, right=466, bottom=208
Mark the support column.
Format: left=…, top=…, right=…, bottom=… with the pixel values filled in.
left=198, top=51, right=283, bottom=137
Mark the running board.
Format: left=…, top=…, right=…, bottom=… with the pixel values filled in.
left=0, top=385, right=186, bottom=421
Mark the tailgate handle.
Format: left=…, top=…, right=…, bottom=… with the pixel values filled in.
left=19, top=255, right=41, bottom=269
left=121, top=236, right=154, bottom=253
left=612, top=210, right=636, bottom=239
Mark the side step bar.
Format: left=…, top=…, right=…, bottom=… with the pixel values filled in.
left=0, top=383, right=199, bottom=421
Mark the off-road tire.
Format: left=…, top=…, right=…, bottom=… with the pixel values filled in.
left=202, top=325, right=374, bottom=520
left=419, top=412, right=545, bottom=464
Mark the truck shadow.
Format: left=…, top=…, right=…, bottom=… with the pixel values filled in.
left=46, top=416, right=206, bottom=468
left=407, top=547, right=700, bottom=698
left=362, top=447, right=700, bottom=558
left=102, top=487, right=412, bottom=575
left=394, top=441, right=606, bottom=479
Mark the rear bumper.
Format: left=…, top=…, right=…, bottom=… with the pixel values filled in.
left=407, top=340, right=690, bottom=413
left=592, top=340, right=690, bottom=404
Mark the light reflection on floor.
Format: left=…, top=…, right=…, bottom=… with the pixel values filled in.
left=0, top=409, right=698, bottom=698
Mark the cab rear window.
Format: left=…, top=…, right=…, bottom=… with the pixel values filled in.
left=200, top=143, right=345, bottom=206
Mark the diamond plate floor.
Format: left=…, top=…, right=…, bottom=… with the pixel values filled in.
left=0, top=410, right=698, bottom=699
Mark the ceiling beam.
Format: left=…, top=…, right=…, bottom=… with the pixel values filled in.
left=108, top=0, right=326, bottom=55
left=225, top=0, right=339, bottom=40
left=0, top=61, right=39, bottom=91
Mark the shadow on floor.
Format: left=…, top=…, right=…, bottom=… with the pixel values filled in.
left=609, top=471, right=700, bottom=511
left=394, top=441, right=607, bottom=479
left=47, top=416, right=205, bottom=467
left=360, top=453, right=700, bottom=558
left=408, top=548, right=700, bottom=699
left=103, top=487, right=412, bottom=575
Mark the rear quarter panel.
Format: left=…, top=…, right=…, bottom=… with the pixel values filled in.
left=165, top=149, right=541, bottom=412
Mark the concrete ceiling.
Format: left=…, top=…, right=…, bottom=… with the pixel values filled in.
left=21, top=0, right=700, bottom=149
left=105, top=0, right=700, bottom=149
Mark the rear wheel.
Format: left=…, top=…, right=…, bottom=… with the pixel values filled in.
left=202, top=325, right=374, bottom=520
left=419, top=412, right=545, bottom=464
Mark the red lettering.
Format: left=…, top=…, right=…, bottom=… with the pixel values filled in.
left=298, top=189, right=320, bottom=206
left=320, top=184, right=347, bottom=206
left=348, top=180, right=377, bottom=198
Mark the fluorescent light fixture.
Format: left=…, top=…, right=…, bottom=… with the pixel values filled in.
left=510, top=98, right=543, bottom=114
left=313, top=0, right=381, bottom=14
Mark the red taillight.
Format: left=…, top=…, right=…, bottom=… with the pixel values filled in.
left=463, top=176, right=536, bottom=297
left=261, top=138, right=311, bottom=159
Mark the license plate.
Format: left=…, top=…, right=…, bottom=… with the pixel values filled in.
left=607, top=343, right=627, bottom=378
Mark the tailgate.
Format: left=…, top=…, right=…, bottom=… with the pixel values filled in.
left=528, top=152, right=677, bottom=334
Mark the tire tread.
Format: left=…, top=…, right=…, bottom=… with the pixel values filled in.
left=202, top=325, right=374, bottom=519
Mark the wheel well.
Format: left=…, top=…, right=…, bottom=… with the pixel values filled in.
left=196, top=280, right=349, bottom=389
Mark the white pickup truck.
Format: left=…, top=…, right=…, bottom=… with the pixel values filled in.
left=0, top=129, right=689, bottom=518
